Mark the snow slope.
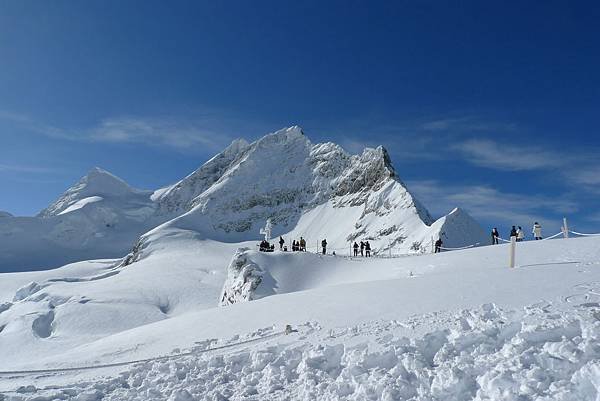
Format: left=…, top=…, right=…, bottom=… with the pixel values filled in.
left=1, top=236, right=600, bottom=399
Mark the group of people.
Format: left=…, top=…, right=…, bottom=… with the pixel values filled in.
left=352, top=240, right=372, bottom=257
left=491, top=222, right=543, bottom=244
left=259, top=240, right=275, bottom=252
left=276, top=236, right=307, bottom=252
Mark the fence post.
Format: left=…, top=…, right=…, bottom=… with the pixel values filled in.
left=431, top=236, right=434, bottom=253
left=509, top=236, right=516, bottom=268
left=563, top=217, right=569, bottom=239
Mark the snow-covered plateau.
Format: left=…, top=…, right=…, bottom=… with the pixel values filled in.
left=1, top=127, right=599, bottom=400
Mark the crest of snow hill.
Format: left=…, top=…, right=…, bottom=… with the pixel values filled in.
left=0, top=126, right=487, bottom=272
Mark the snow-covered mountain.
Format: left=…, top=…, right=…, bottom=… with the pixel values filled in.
left=0, top=126, right=486, bottom=272
left=38, top=167, right=149, bottom=218
left=143, top=126, right=485, bottom=256
left=0, top=169, right=163, bottom=272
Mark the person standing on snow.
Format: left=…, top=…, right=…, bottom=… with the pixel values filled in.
left=360, top=241, right=365, bottom=257
left=353, top=242, right=359, bottom=257
left=279, top=236, right=285, bottom=250
left=491, top=228, right=500, bottom=245
left=365, top=241, right=371, bottom=257
left=299, top=237, right=306, bottom=252
left=321, top=239, right=327, bottom=255
left=510, top=226, right=518, bottom=239
left=516, top=226, right=524, bottom=242
left=434, top=238, right=443, bottom=253
left=533, top=222, right=542, bottom=240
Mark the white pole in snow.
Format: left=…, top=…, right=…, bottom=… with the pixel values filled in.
left=563, top=217, right=569, bottom=239
left=509, top=236, right=516, bottom=268
left=431, top=236, right=434, bottom=254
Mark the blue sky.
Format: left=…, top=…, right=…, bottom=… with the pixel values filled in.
left=1, top=0, right=599, bottom=234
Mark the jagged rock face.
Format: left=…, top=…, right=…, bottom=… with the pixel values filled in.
left=157, top=126, right=434, bottom=246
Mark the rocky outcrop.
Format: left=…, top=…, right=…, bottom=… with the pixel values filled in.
left=219, top=248, right=274, bottom=306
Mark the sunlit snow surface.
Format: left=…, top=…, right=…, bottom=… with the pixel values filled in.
left=1, top=236, right=600, bottom=400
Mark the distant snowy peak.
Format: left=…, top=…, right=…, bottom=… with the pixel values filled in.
left=0, top=211, right=13, bottom=218
left=38, top=167, right=142, bottom=217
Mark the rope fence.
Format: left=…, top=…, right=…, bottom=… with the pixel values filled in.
left=276, top=218, right=599, bottom=259
left=569, top=230, right=600, bottom=237
left=0, top=330, right=286, bottom=377
left=542, top=231, right=564, bottom=240
left=439, top=243, right=480, bottom=251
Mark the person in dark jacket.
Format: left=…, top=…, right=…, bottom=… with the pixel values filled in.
left=279, top=236, right=285, bottom=250
left=360, top=241, right=365, bottom=257
left=321, top=239, right=327, bottom=255
left=434, top=238, right=443, bottom=253
left=491, top=228, right=500, bottom=245
left=292, top=240, right=297, bottom=252
left=365, top=241, right=371, bottom=257
left=353, top=242, right=359, bottom=257
left=510, top=226, right=517, bottom=238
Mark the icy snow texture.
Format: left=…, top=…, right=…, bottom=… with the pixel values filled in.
left=5, top=304, right=600, bottom=401
left=220, top=248, right=275, bottom=306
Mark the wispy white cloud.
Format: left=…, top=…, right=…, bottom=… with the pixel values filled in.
left=420, top=116, right=517, bottom=133
left=569, top=166, right=600, bottom=186
left=0, top=163, right=60, bottom=174
left=89, top=117, right=229, bottom=151
left=452, top=139, right=563, bottom=171
left=0, top=109, right=245, bottom=153
left=407, top=179, right=577, bottom=232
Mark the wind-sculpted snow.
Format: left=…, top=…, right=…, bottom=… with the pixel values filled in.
left=6, top=303, right=600, bottom=401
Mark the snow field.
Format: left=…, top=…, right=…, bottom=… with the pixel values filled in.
left=3, top=303, right=600, bottom=400
left=1, top=236, right=599, bottom=399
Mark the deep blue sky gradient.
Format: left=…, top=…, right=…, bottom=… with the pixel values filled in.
left=1, top=0, right=599, bottom=234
